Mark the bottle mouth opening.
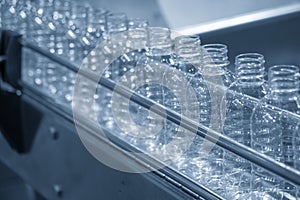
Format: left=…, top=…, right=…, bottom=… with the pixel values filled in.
left=268, top=65, right=300, bottom=89
left=87, top=9, right=107, bottom=24
left=106, top=13, right=127, bottom=33
left=235, top=53, right=264, bottom=61
left=174, top=35, right=201, bottom=47
left=146, top=47, right=172, bottom=56
left=107, top=26, right=127, bottom=34
left=148, top=27, right=170, bottom=35
left=235, top=61, right=265, bottom=69
left=203, top=43, right=227, bottom=50
left=269, top=88, right=299, bottom=94
left=127, top=28, right=147, bottom=39
left=128, top=18, right=149, bottom=29
left=269, top=65, right=299, bottom=75
left=106, top=12, right=127, bottom=20
left=175, top=46, right=201, bottom=56
left=147, top=27, right=171, bottom=52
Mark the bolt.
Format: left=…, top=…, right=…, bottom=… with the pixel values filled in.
left=53, top=184, right=63, bottom=197
left=49, top=127, right=59, bottom=140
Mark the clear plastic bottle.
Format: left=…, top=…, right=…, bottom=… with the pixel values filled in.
left=251, top=65, right=300, bottom=199
left=120, top=27, right=175, bottom=151
left=171, top=35, right=210, bottom=179
left=94, top=18, right=147, bottom=127
left=77, top=7, right=106, bottom=60
left=224, top=53, right=266, bottom=146
left=173, top=35, right=201, bottom=74
left=117, top=18, right=148, bottom=77
left=55, top=6, right=107, bottom=109
left=85, top=8, right=107, bottom=45
left=202, top=43, right=234, bottom=87
left=97, top=12, right=128, bottom=79
left=96, top=13, right=128, bottom=131
left=66, top=4, right=90, bottom=62
left=27, top=1, right=74, bottom=106
left=174, top=36, right=212, bottom=128
left=58, top=7, right=107, bottom=108
left=202, top=43, right=233, bottom=133
left=201, top=43, right=232, bottom=140
left=105, top=18, right=149, bottom=129
left=159, top=35, right=203, bottom=159
left=103, top=12, right=128, bottom=80
left=136, top=27, right=173, bottom=103
left=223, top=53, right=266, bottom=198
left=198, top=44, right=232, bottom=194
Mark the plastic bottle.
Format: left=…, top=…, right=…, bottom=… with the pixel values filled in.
left=202, top=43, right=234, bottom=87
left=224, top=53, right=266, bottom=147
left=127, top=27, right=174, bottom=151
left=223, top=53, right=266, bottom=198
left=117, top=18, right=148, bottom=77
left=251, top=65, right=300, bottom=199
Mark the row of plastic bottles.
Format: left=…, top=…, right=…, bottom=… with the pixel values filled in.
left=1, top=0, right=300, bottom=199
left=95, top=25, right=300, bottom=199
left=224, top=56, right=300, bottom=199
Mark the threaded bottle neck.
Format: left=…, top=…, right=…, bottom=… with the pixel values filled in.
left=174, top=35, right=202, bottom=64
left=146, top=27, right=172, bottom=56
left=128, top=18, right=148, bottom=30
left=202, top=44, right=230, bottom=77
left=126, top=18, right=148, bottom=49
left=268, top=65, right=299, bottom=94
left=235, top=53, right=265, bottom=86
left=70, top=4, right=88, bottom=20
left=86, top=8, right=106, bottom=25
left=202, top=43, right=229, bottom=67
left=106, top=12, right=127, bottom=34
left=203, top=43, right=228, bottom=60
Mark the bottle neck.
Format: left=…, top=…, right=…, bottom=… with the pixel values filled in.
left=84, top=9, right=101, bottom=31
left=267, top=65, right=299, bottom=96
left=146, top=27, right=172, bottom=56
left=203, top=43, right=228, bottom=61
left=146, top=47, right=172, bottom=57
left=126, top=18, right=148, bottom=49
left=105, top=13, right=127, bottom=35
left=174, top=35, right=201, bottom=65
left=127, top=28, right=147, bottom=49
left=202, top=43, right=230, bottom=74
left=235, top=53, right=265, bottom=87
